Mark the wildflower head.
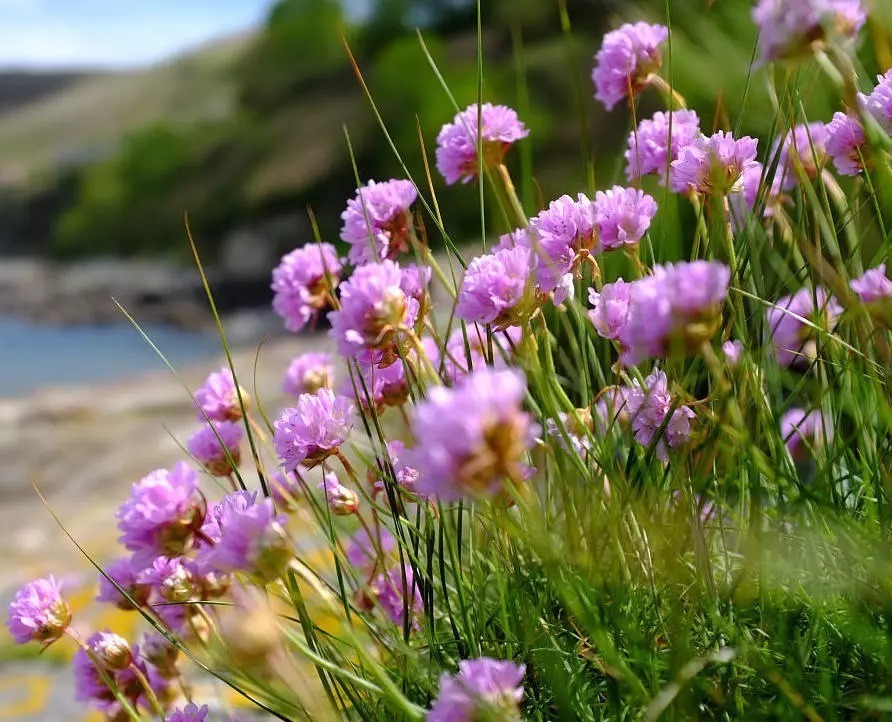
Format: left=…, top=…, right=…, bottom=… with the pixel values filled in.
left=141, top=632, right=179, bottom=677
left=365, top=565, right=424, bottom=630
left=588, top=279, right=632, bottom=341
left=166, top=704, right=209, bottom=722
left=96, top=557, right=152, bottom=610
left=625, top=370, right=696, bottom=460
left=599, top=261, right=729, bottom=365
left=592, top=22, right=669, bottom=110
left=457, top=245, right=537, bottom=329
left=671, top=131, right=759, bottom=196
left=208, top=491, right=292, bottom=581
left=88, top=631, right=133, bottom=671
left=826, top=112, right=866, bottom=176
left=781, top=407, right=833, bottom=462
left=370, top=440, right=421, bottom=497
left=137, top=556, right=197, bottom=603
left=753, top=0, right=866, bottom=62
left=346, top=526, right=397, bottom=573
left=862, top=69, right=892, bottom=133
left=527, top=194, right=597, bottom=291
left=273, top=389, right=354, bottom=470
left=341, top=179, right=418, bottom=264
left=194, top=368, right=247, bottom=422
left=318, top=473, right=360, bottom=516
left=625, top=109, right=701, bottom=184
left=271, top=243, right=343, bottom=333
left=328, top=260, right=419, bottom=362
left=410, top=367, right=537, bottom=500
left=441, top=324, right=521, bottom=381
left=766, top=287, right=842, bottom=366
left=6, top=576, right=70, bottom=645
left=428, top=657, right=526, bottom=722
left=116, top=462, right=204, bottom=566
left=850, top=264, right=892, bottom=305
left=436, top=103, right=529, bottom=185
left=593, top=186, right=658, bottom=250
left=283, top=352, right=335, bottom=396
left=775, top=122, right=829, bottom=189
left=723, top=340, right=745, bottom=366
left=187, top=420, right=242, bottom=477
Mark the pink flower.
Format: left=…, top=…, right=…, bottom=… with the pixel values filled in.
left=187, top=420, right=243, bottom=477
left=671, top=131, right=759, bottom=195
left=340, top=179, right=418, bottom=264
left=193, top=367, right=247, bottom=422
left=850, top=264, right=892, bottom=304
left=625, top=370, right=696, bottom=460
left=283, top=352, right=335, bottom=396
left=592, top=22, right=668, bottom=110
left=753, top=0, right=865, bottom=62
left=318, top=473, right=360, bottom=515
left=6, top=576, right=70, bottom=645
left=826, top=112, right=866, bottom=176
left=274, top=389, right=354, bottom=470
left=625, top=110, right=701, bottom=184
left=861, top=69, right=892, bottom=133
left=781, top=407, right=833, bottom=462
left=436, top=103, right=529, bottom=185
left=588, top=280, right=631, bottom=341
left=428, top=658, right=526, bottom=722
left=456, top=245, right=536, bottom=329
left=766, top=287, right=841, bottom=366
left=328, top=260, right=420, bottom=362
left=271, top=243, right=343, bottom=332
left=593, top=186, right=658, bottom=250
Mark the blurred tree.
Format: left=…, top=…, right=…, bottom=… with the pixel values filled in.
left=237, top=0, right=349, bottom=111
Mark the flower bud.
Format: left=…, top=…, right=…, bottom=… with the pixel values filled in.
left=90, top=632, right=133, bottom=671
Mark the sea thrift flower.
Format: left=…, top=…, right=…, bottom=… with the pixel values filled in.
left=194, top=368, right=247, bottom=422
left=527, top=194, right=598, bottom=292
left=350, top=343, right=434, bottom=411
left=141, top=632, right=179, bottom=676
left=611, top=261, right=730, bottom=365
left=340, top=179, right=418, bottom=264
left=116, top=463, right=204, bottom=566
left=6, top=576, right=70, bottom=645
left=826, top=112, right=866, bottom=176
left=625, top=109, right=701, bottom=184
left=588, top=279, right=632, bottom=341
left=593, top=186, right=658, bottom=250
left=671, top=131, right=759, bottom=195
left=592, top=22, right=669, bottom=110
left=138, top=556, right=197, bottom=603
left=328, top=260, right=419, bottom=362
left=73, top=644, right=118, bottom=708
left=187, top=420, right=242, bottom=477
left=274, top=389, right=354, bottom=470
left=88, top=632, right=133, bottom=671
left=862, top=69, right=892, bottom=132
left=167, top=704, right=209, bottom=722
left=546, top=408, right=595, bottom=458
left=776, top=122, right=829, bottom=189
left=625, top=370, right=696, bottom=460
left=74, top=637, right=170, bottom=712
left=767, top=287, right=842, bottom=366
left=752, top=0, right=866, bottom=62
left=436, top=103, right=529, bottom=185
left=271, top=243, right=343, bottom=333
left=318, top=473, right=360, bottom=515
left=723, top=340, right=745, bottom=366
left=428, top=658, right=526, bottom=722
left=781, top=407, right=833, bottom=462
left=850, top=264, right=892, bottom=304
left=410, top=367, right=537, bottom=500
left=366, top=566, right=424, bottom=629
left=97, top=557, right=152, bottom=610
left=456, top=245, right=536, bottom=328
left=371, top=440, right=421, bottom=496
left=346, top=526, right=397, bottom=572
left=283, top=352, right=335, bottom=396
left=209, top=491, right=291, bottom=581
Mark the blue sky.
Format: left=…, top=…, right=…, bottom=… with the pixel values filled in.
left=0, top=0, right=276, bottom=69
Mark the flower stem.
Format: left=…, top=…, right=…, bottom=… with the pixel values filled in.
left=496, top=163, right=528, bottom=229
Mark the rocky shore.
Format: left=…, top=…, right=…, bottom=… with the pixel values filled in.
left=0, top=257, right=278, bottom=334
left=0, top=333, right=327, bottom=589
